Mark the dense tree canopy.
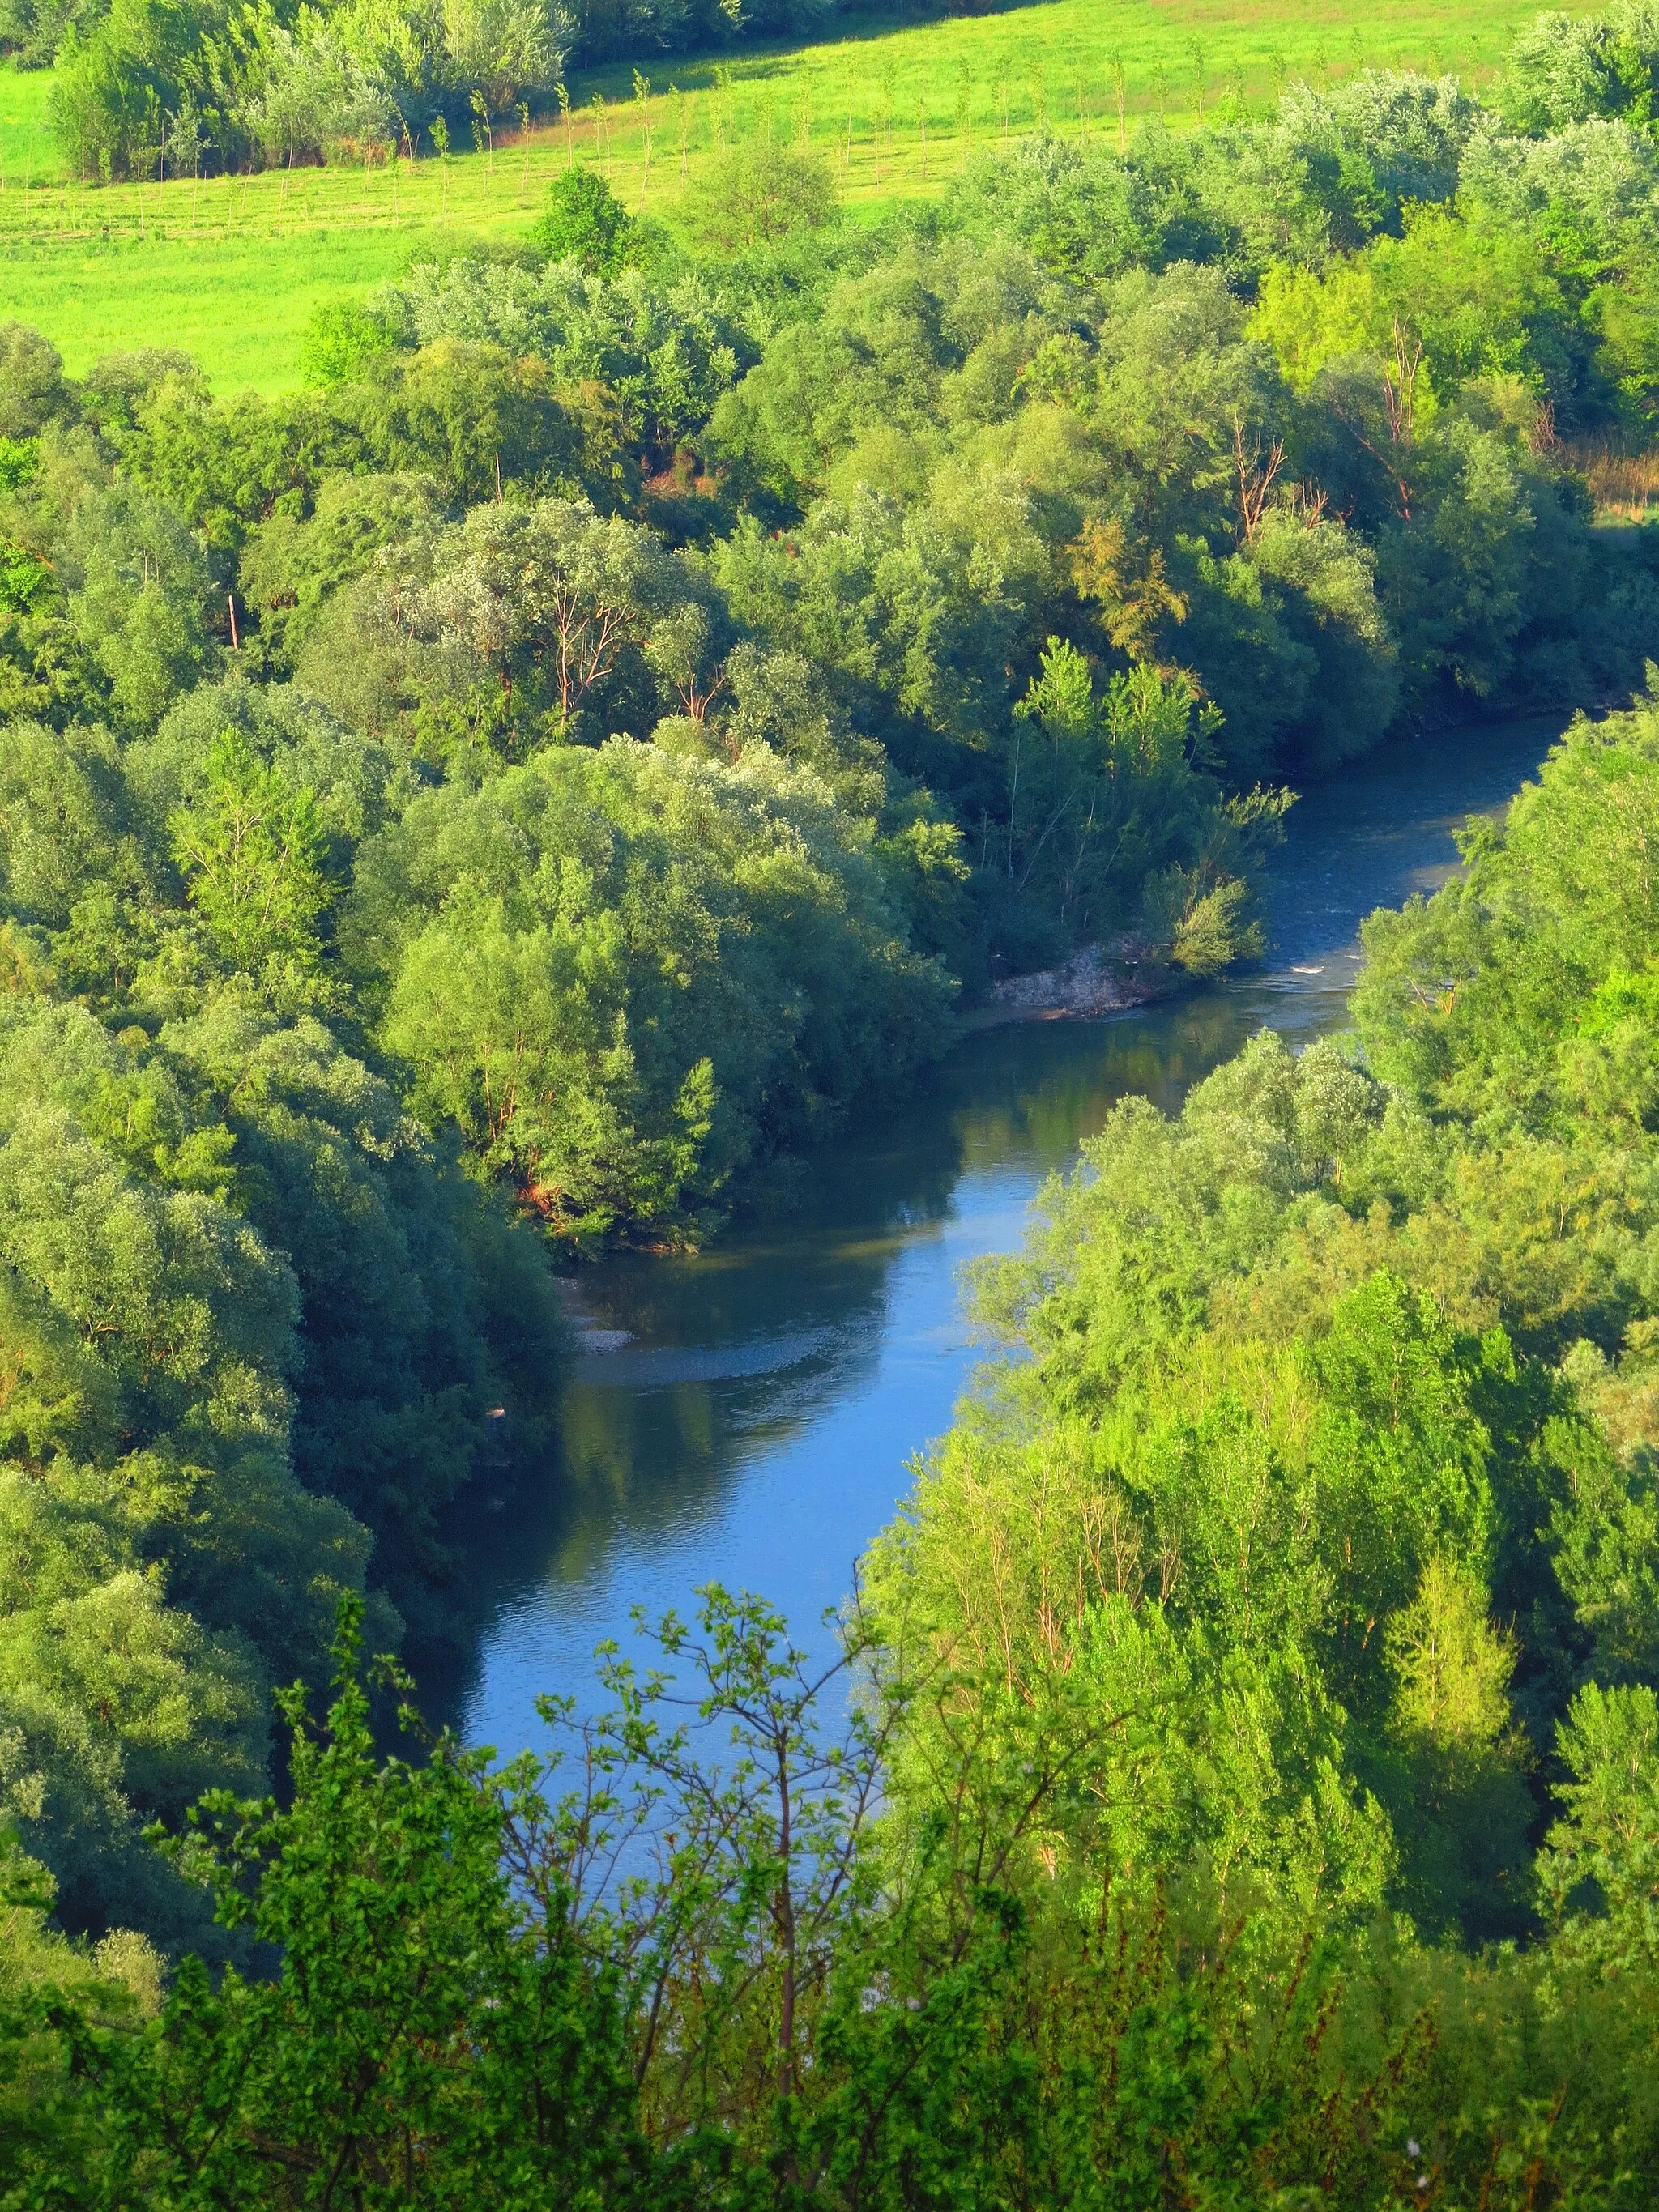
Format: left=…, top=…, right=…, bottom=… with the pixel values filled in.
left=4, top=17, right=1659, bottom=2201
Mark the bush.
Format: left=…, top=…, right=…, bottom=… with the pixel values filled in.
left=532, top=166, right=640, bottom=274
left=298, top=301, right=394, bottom=390
left=688, top=143, right=838, bottom=253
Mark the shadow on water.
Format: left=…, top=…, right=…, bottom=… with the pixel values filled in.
left=417, top=717, right=1564, bottom=1753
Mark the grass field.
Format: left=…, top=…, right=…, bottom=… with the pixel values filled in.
left=0, top=0, right=1592, bottom=394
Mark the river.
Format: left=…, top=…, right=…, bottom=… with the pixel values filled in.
left=421, top=716, right=1560, bottom=1756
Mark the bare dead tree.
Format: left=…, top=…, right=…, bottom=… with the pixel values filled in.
left=1231, top=415, right=1286, bottom=545
left=1382, top=317, right=1423, bottom=446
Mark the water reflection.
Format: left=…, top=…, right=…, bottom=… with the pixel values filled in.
left=420, top=718, right=1563, bottom=1752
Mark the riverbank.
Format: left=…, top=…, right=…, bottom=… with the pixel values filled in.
left=977, top=940, right=1167, bottom=1026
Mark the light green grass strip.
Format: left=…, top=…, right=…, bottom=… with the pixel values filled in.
left=0, top=225, right=490, bottom=389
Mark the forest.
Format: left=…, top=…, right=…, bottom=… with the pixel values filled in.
left=3, top=3, right=1659, bottom=2198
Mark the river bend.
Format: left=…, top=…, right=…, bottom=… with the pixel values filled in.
left=424, top=718, right=1559, bottom=1752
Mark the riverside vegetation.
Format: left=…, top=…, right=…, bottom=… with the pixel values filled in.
left=5, top=11, right=1659, bottom=2201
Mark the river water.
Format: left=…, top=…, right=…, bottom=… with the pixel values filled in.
left=424, top=718, right=1559, bottom=1756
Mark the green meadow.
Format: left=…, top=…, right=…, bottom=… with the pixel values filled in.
left=0, top=0, right=1597, bottom=391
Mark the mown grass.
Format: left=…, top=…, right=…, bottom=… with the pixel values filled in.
left=0, top=0, right=1593, bottom=394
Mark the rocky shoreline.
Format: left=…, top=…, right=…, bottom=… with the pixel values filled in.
left=979, top=940, right=1167, bottom=1024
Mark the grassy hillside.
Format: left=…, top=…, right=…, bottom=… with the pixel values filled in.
left=0, top=56, right=50, bottom=179
left=0, top=0, right=1592, bottom=392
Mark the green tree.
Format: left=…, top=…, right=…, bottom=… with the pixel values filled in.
left=689, top=142, right=838, bottom=253
left=341, top=339, right=581, bottom=506
left=1539, top=1680, right=1659, bottom=1958
left=60, top=484, right=220, bottom=734
left=49, top=1599, right=648, bottom=2207
left=170, top=728, right=329, bottom=975
left=0, top=323, right=74, bottom=441
left=296, top=300, right=394, bottom=390
left=113, top=374, right=360, bottom=557
left=533, top=164, right=639, bottom=272
left=1380, top=1554, right=1535, bottom=1938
